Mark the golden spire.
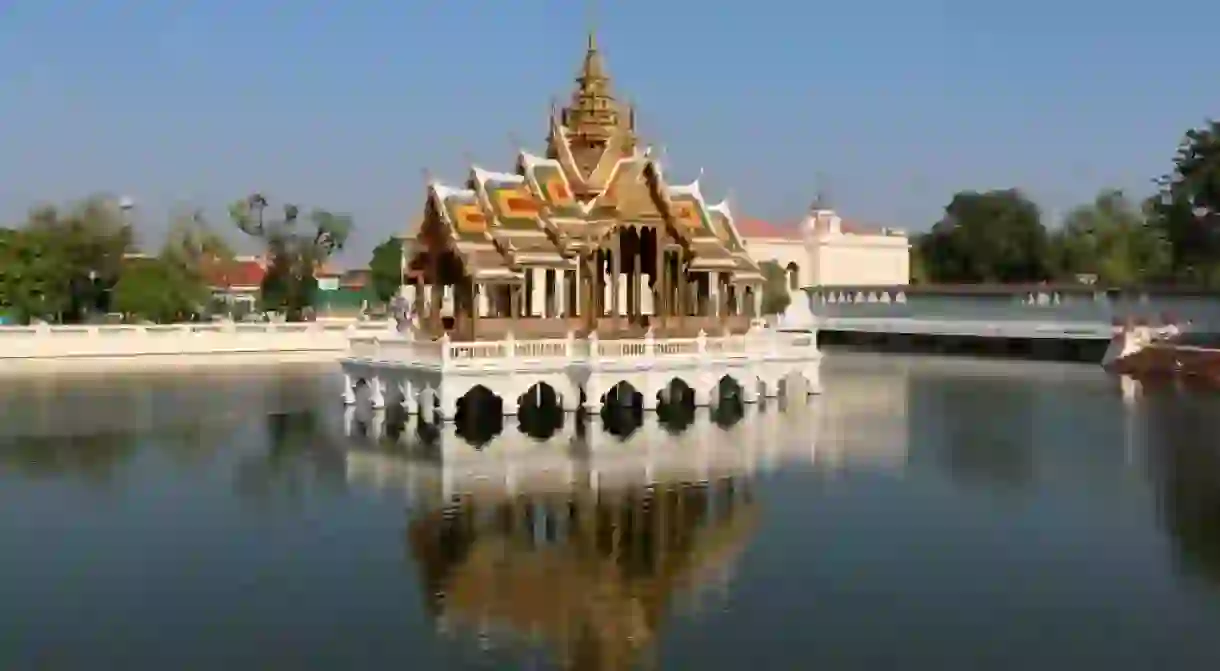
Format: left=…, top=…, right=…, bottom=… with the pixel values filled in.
left=578, top=29, right=607, bottom=86
left=566, top=26, right=618, bottom=142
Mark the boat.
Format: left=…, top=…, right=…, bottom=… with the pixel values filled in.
left=1102, top=316, right=1220, bottom=382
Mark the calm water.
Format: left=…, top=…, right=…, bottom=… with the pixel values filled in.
left=3, top=356, right=1220, bottom=669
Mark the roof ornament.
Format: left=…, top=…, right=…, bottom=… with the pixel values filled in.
left=811, top=171, right=832, bottom=211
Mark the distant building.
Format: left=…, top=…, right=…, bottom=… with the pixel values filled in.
left=199, top=255, right=267, bottom=309
left=739, top=207, right=910, bottom=289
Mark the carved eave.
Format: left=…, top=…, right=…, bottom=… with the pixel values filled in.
left=705, top=199, right=763, bottom=283
left=424, top=182, right=519, bottom=281
left=584, top=124, right=633, bottom=191
left=666, top=178, right=738, bottom=272
left=517, top=150, right=579, bottom=255
left=548, top=118, right=588, bottom=194
left=469, top=166, right=573, bottom=271
left=638, top=156, right=692, bottom=252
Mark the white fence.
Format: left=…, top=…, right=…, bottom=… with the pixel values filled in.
left=816, top=317, right=1115, bottom=341
left=346, top=329, right=819, bottom=367
left=0, top=321, right=396, bottom=361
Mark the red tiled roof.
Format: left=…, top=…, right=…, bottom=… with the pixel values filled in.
left=735, top=218, right=802, bottom=240
left=202, top=257, right=266, bottom=289
left=341, top=268, right=370, bottom=288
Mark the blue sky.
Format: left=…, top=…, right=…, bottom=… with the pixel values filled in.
left=2, top=0, right=1218, bottom=263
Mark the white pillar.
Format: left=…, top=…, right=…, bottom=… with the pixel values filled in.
left=573, top=265, right=582, bottom=317
left=478, top=286, right=492, bottom=322
left=531, top=269, right=546, bottom=317
left=603, top=270, right=612, bottom=316
left=555, top=270, right=567, bottom=317
left=709, top=276, right=721, bottom=318
left=642, top=274, right=654, bottom=315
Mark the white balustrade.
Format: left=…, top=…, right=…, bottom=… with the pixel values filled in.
left=0, top=321, right=397, bottom=362
left=345, top=327, right=819, bottom=368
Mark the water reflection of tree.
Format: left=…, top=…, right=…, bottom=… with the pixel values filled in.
left=1141, top=389, right=1220, bottom=586
left=405, top=478, right=757, bottom=670
left=0, top=431, right=139, bottom=485
left=231, top=410, right=346, bottom=505
left=918, top=377, right=1035, bottom=489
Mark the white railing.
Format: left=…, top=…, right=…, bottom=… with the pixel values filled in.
left=0, top=321, right=394, bottom=338
left=344, top=327, right=819, bottom=367
left=0, top=321, right=397, bottom=361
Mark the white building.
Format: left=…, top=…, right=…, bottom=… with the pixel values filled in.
left=738, top=207, right=911, bottom=290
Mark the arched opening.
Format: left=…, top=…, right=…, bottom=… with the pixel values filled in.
left=455, top=385, right=503, bottom=447
left=518, top=382, right=564, bottom=441
left=785, top=262, right=800, bottom=290
left=657, top=378, right=696, bottom=434
left=601, top=381, right=643, bottom=439
left=712, top=375, right=745, bottom=428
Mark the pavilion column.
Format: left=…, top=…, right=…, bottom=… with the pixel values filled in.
left=570, top=265, right=579, bottom=319
left=655, top=246, right=666, bottom=329
left=548, top=269, right=558, bottom=318
left=632, top=249, right=642, bottom=323
left=584, top=253, right=597, bottom=333
left=534, top=268, right=546, bottom=317
left=510, top=283, right=520, bottom=331
left=429, top=255, right=443, bottom=333
left=470, top=280, right=480, bottom=339
left=611, top=234, right=622, bottom=330
left=476, top=282, right=489, bottom=318
left=678, top=259, right=688, bottom=331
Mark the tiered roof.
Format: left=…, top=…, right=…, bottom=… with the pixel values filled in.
left=411, top=32, right=760, bottom=283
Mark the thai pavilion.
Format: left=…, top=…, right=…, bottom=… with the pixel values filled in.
left=341, top=32, right=820, bottom=418
left=401, top=32, right=765, bottom=340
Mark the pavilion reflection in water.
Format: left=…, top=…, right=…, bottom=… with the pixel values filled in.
left=339, top=368, right=912, bottom=669
left=348, top=417, right=765, bottom=670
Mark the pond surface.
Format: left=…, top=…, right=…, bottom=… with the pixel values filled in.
left=2, top=355, right=1220, bottom=669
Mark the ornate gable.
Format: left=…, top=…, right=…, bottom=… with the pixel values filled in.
left=471, top=168, right=545, bottom=233
left=520, top=151, right=583, bottom=222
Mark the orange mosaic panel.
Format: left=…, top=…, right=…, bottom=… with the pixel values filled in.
left=535, top=167, right=575, bottom=206
left=671, top=199, right=704, bottom=230
left=492, top=186, right=541, bottom=218
left=451, top=202, right=487, bottom=235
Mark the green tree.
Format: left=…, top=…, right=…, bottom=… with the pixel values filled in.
left=160, top=208, right=234, bottom=318
left=919, top=189, right=1051, bottom=283
left=758, top=261, right=791, bottom=315
left=162, top=208, right=233, bottom=279
left=112, top=257, right=206, bottom=323
left=22, top=197, right=134, bottom=321
left=1151, top=119, right=1220, bottom=285
left=1051, top=189, right=1170, bottom=285
left=229, top=194, right=351, bottom=320
left=368, top=237, right=404, bottom=304
left=0, top=227, right=71, bottom=323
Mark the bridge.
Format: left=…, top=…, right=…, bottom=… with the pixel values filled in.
left=776, top=284, right=1220, bottom=360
